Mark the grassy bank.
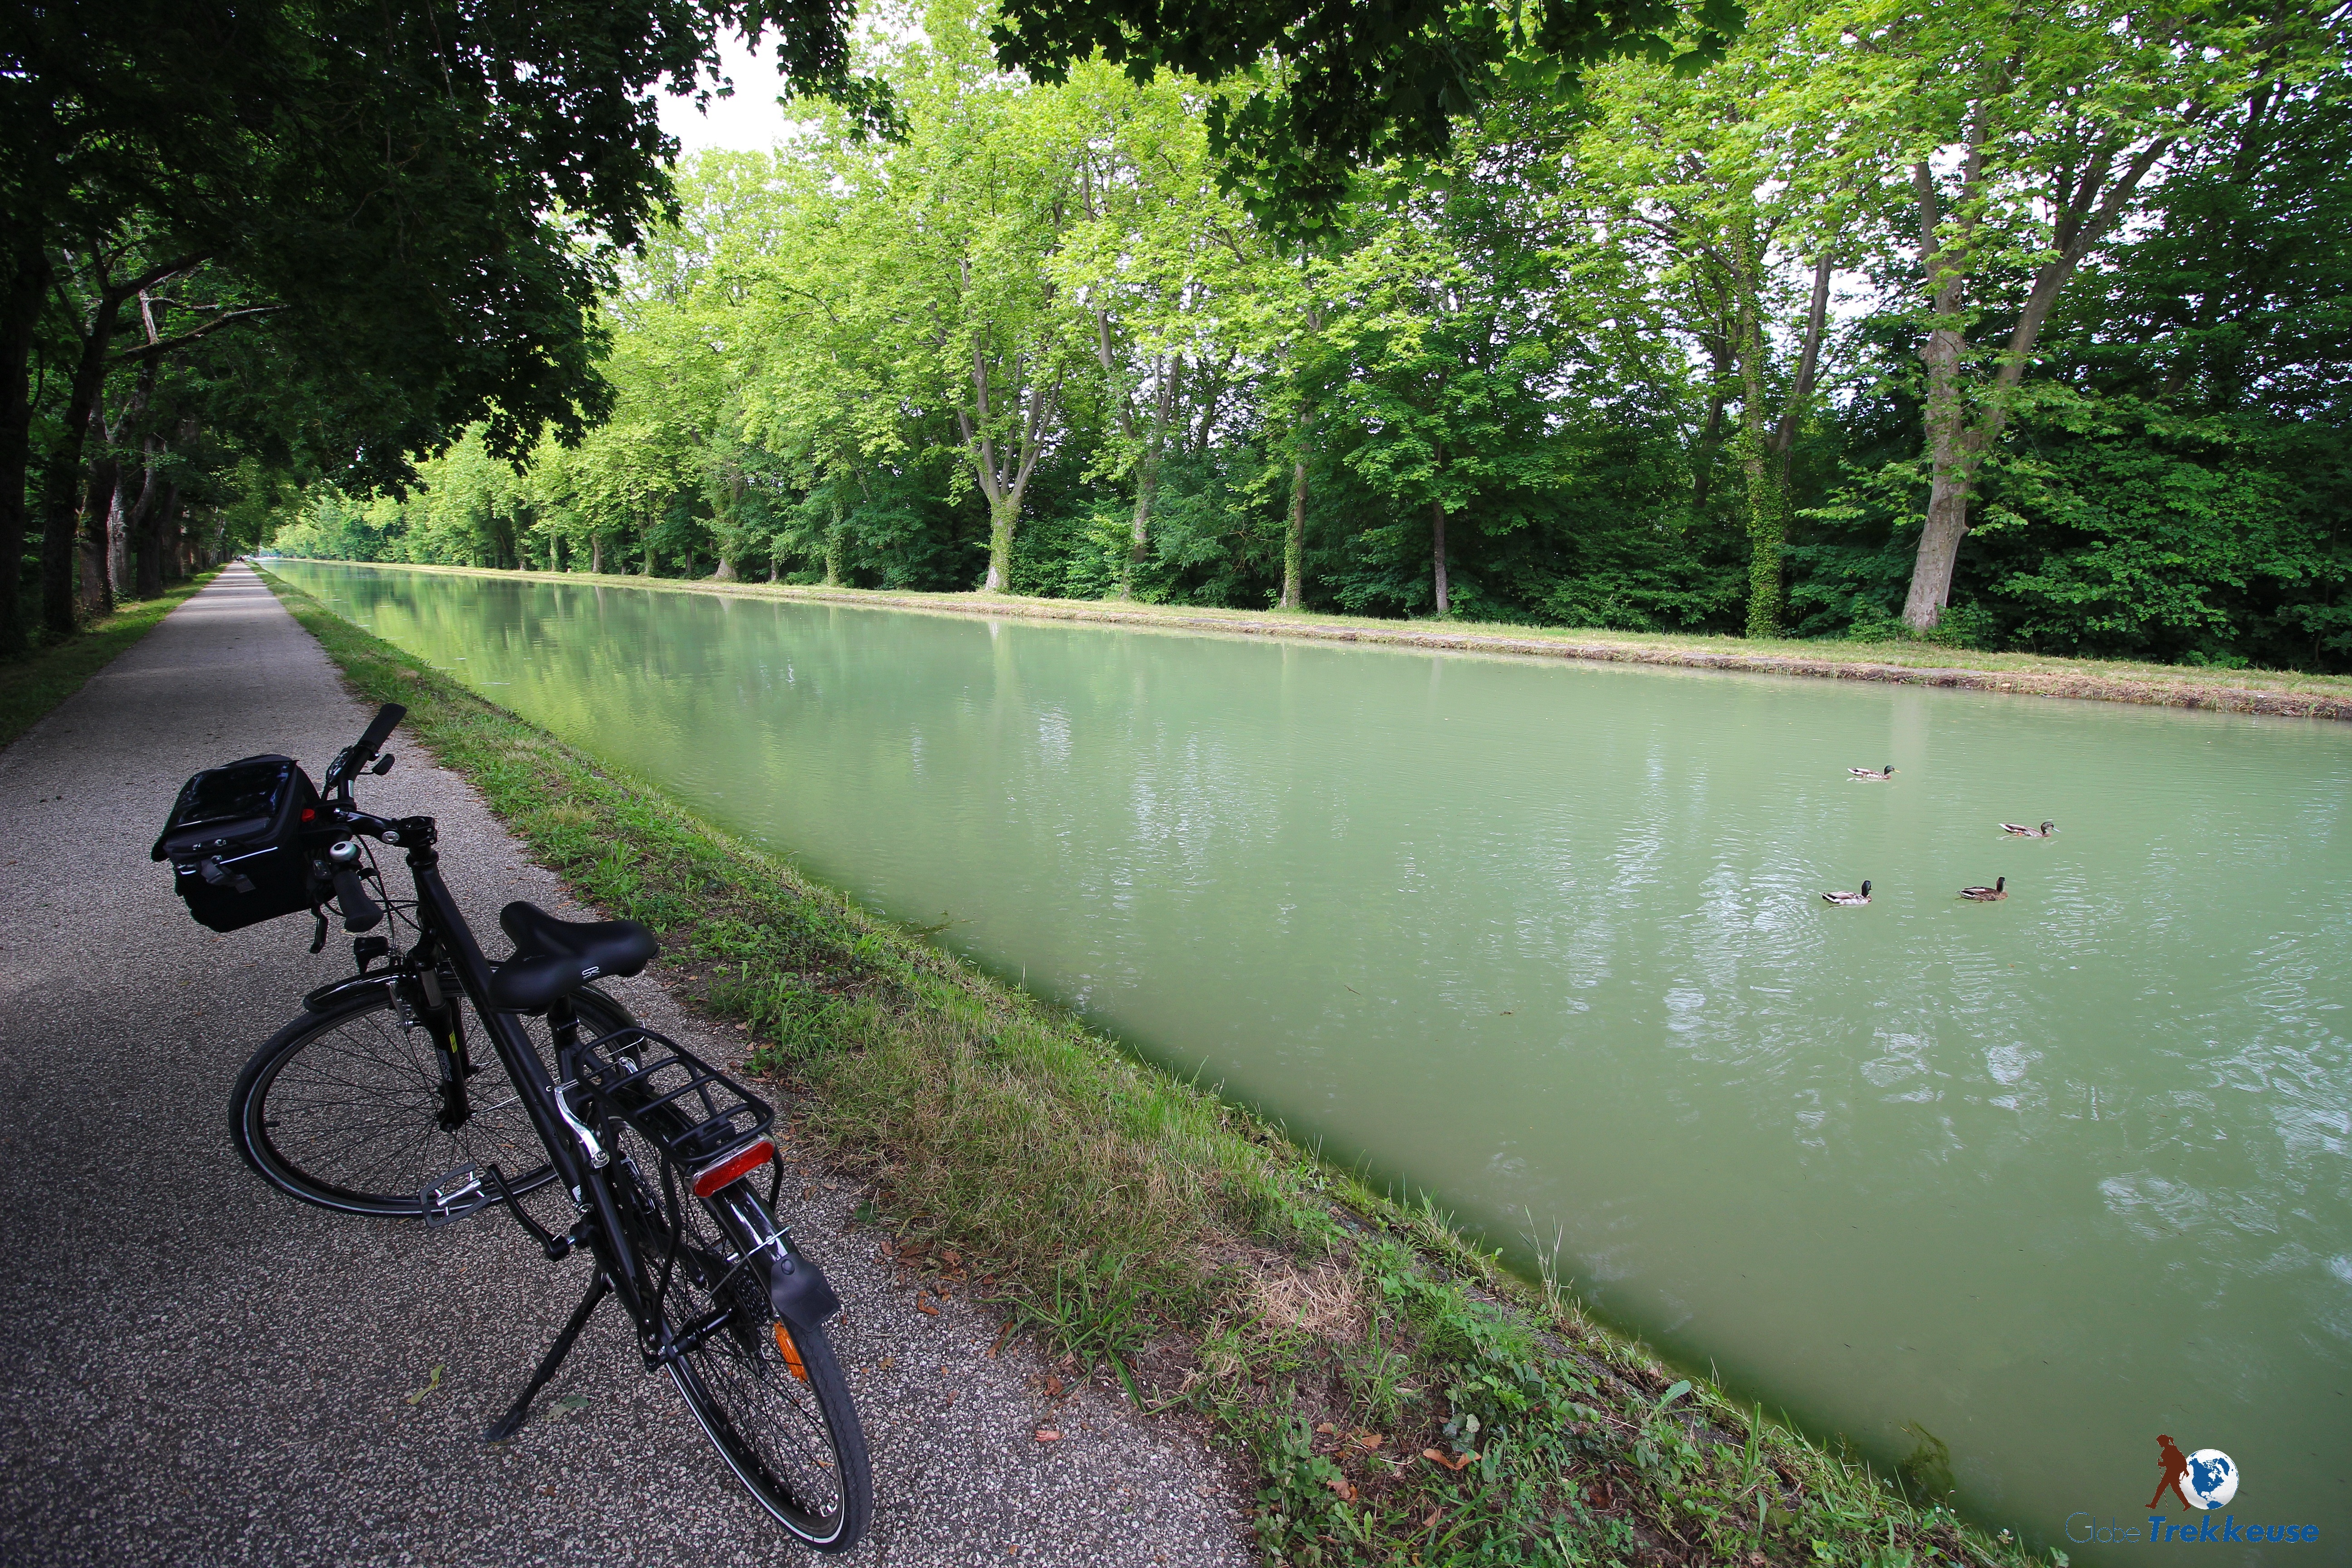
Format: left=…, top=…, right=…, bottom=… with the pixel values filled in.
left=265, top=555, right=2352, bottom=721
left=0, top=573, right=221, bottom=748
left=265, top=566, right=2058, bottom=1568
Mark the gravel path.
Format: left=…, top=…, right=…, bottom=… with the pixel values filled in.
left=0, top=565, right=1252, bottom=1568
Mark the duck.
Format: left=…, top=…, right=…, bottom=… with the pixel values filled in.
left=1849, top=764, right=1896, bottom=780
left=1959, top=876, right=2008, bottom=902
left=2000, top=821, right=2056, bottom=837
left=1822, top=881, right=1873, bottom=906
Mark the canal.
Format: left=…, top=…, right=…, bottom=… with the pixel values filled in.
left=274, top=561, right=2352, bottom=1554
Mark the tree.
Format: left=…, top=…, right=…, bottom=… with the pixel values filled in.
left=1784, top=0, right=2320, bottom=631
left=2, top=0, right=891, bottom=647
left=1569, top=29, right=1841, bottom=637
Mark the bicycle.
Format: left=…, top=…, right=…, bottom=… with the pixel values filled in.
left=158, top=701, right=871, bottom=1551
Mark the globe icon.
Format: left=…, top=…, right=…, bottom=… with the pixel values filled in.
left=2182, top=1449, right=2239, bottom=1509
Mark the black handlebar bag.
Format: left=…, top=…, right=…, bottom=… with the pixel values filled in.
left=152, top=755, right=325, bottom=931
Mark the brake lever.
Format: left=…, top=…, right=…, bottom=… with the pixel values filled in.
left=309, top=909, right=329, bottom=955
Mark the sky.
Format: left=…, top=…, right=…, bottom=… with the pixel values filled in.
left=657, top=32, right=798, bottom=157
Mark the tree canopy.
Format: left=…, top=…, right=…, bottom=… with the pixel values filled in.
left=272, top=0, right=2352, bottom=673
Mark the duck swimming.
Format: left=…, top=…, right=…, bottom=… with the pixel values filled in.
left=1823, top=881, right=1873, bottom=906
left=1960, top=876, right=2009, bottom=901
left=2000, top=821, right=2056, bottom=837
left=1849, top=764, right=1896, bottom=780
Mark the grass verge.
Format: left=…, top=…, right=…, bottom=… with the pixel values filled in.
left=0, top=573, right=220, bottom=748
left=266, top=555, right=2352, bottom=720
left=265, top=566, right=2061, bottom=1568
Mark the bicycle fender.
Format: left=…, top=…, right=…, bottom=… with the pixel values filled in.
left=763, top=1248, right=841, bottom=1330
left=302, top=972, right=398, bottom=1012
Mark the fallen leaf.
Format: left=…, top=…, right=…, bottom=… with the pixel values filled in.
left=916, top=1295, right=940, bottom=1317
left=988, top=1322, right=1014, bottom=1358
left=940, top=1248, right=961, bottom=1267
left=1422, top=1448, right=1475, bottom=1471
left=1034, top=1429, right=1062, bottom=1442
left=877, top=1356, right=896, bottom=1372
left=1326, top=1477, right=1357, bottom=1502
left=1422, top=1508, right=1445, bottom=1531
left=1044, top=1374, right=1065, bottom=1398
left=1354, top=1431, right=1386, bottom=1450
left=1314, top=1422, right=1339, bottom=1436
left=404, top=1364, right=444, bottom=1406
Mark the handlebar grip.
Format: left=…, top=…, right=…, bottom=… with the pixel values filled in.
left=333, top=865, right=384, bottom=932
left=354, top=702, right=405, bottom=760
left=328, top=703, right=407, bottom=789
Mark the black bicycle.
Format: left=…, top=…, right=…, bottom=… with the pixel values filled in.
left=156, top=701, right=870, bottom=1551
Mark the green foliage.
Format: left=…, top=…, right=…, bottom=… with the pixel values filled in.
left=264, top=0, right=2352, bottom=673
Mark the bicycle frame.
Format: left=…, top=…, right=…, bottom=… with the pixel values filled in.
left=347, top=810, right=663, bottom=1348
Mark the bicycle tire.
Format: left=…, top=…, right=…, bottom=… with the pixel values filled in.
left=230, top=984, right=634, bottom=1219
left=603, top=1121, right=872, bottom=1550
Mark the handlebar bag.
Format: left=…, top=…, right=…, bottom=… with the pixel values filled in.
left=152, top=755, right=326, bottom=931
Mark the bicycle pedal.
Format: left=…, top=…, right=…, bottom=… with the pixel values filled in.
left=421, top=1163, right=495, bottom=1227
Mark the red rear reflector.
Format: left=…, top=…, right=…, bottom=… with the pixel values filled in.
left=692, top=1139, right=774, bottom=1197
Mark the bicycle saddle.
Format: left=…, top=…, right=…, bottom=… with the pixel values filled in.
left=489, top=901, right=658, bottom=1012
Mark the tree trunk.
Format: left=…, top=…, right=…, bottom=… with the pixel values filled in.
left=1903, top=323, right=1972, bottom=631
left=1281, top=452, right=1308, bottom=610
left=40, top=295, right=125, bottom=638
left=1118, top=373, right=1175, bottom=600
left=1430, top=500, right=1450, bottom=617
left=590, top=534, right=603, bottom=574
left=1120, top=451, right=1159, bottom=600
left=107, top=483, right=131, bottom=595
left=129, top=447, right=169, bottom=599
left=983, top=492, right=1021, bottom=593
left=0, top=245, right=49, bottom=652
left=824, top=488, right=844, bottom=587
left=74, top=412, right=118, bottom=618
left=1731, top=222, right=1782, bottom=639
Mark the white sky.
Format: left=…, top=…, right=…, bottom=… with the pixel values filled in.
left=657, top=32, right=798, bottom=156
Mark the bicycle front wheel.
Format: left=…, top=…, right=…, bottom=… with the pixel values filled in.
left=605, top=1125, right=871, bottom=1550
left=230, top=984, right=633, bottom=1218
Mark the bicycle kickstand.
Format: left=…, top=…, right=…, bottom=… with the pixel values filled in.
left=484, top=1271, right=612, bottom=1443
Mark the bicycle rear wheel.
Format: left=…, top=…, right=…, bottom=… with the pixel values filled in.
left=230, top=984, right=632, bottom=1218
left=604, top=1123, right=871, bottom=1550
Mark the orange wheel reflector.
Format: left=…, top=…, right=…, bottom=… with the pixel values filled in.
left=691, top=1139, right=775, bottom=1198
left=773, top=1321, right=809, bottom=1380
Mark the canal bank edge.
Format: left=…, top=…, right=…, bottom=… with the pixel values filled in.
left=260, top=567, right=2058, bottom=1568
left=263, top=557, right=2352, bottom=724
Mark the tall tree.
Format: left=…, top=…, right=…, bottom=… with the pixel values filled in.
left=1, top=0, right=891, bottom=647
left=1785, top=0, right=2318, bottom=631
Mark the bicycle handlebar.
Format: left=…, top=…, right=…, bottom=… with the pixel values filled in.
left=332, top=863, right=384, bottom=931
left=325, top=702, right=406, bottom=792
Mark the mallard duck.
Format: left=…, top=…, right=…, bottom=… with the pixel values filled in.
left=1823, top=881, right=1873, bottom=906
left=1959, top=876, right=2008, bottom=901
left=2000, top=821, right=2056, bottom=837
left=1849, top=764, right=1896, bottom=780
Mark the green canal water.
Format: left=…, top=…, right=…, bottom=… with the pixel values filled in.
left=278, top=562, right=2351, bottom=1555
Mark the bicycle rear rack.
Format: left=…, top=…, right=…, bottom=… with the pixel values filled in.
left=570, top=1024, right=774, bottom=1178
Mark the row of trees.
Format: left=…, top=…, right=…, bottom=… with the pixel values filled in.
left=1, top=0, right=907, bottom=651
left=11, top=0, right=1796, bottom=658
left=279, top=0, right=2352, bottom=669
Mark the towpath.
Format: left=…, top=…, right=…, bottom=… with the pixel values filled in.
left=0, top=565, right=1251, bottom=1567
